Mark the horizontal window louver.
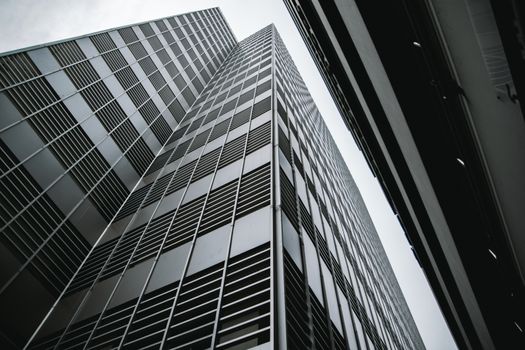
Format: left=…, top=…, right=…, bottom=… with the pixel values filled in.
left=188, top=128, right=211, bottom=152
left=168, top=99, right=186, bottom=123
left=128, top=42, right=149, bottom=61
left=0, top=140, right=90, bottom=296
left=32, top=279, right=179, bottom=350
left=332, top=321, right=346, bottom=350
left=0, top=52, right=40, bottom=87
left=182, top=87, right=196, bottom=105
left=229, top=107, right=251, bottom=130
left=128, top=82, right=150, bottom=107
left=114, top=159, right=196, bottom=221
left=289, top=120, right=298, bottom=138
left=145, top=149, right=173, bottom=176
left=163, top=195, right=205, bottom=251
left=198, top=179, right=237, bottom=236
left=68, top=195, right=206, bottom=295
left=102, top=49, right=130, bottom=73
left=142, top=172, right=174, bottom=207
left=277, top=100, right=288, bottom=125
left=156, top=48, right=171, bottom=66
left=310, top=288, right=331, bottom=350
left=237, top=88, right=254, bottom=106
left=118, top=27, right=139, bottom=44
left=166, top=124, right=189, bottom=146
left=50, top=42, right=154, bottom=175
left=139, top=56, right=158, bottom=76
left=278, top=126, right=292, bottom=163
left=114, top=183, right=152, bottom=220
left=81, top=79, right=115, bottom=111
left=188, top=115, right=205, bottom=133
left=139, top=23, right=155, bottom=38
left=319, top=200, right=329, bottom=220
left=159, top=85, right=175, bottom=106
left=48, top=41, right=85, bottom=66
left=235, top=163, right=271, bottom=218
left=227, top=84, right=242, bottom=98
left=217, top=134, right=246, bottom=168
left=280, top=168, right=299, bottom=231
left=307, top=176, right=316, bottom=196
left=208, top=118, right=230, bottom=142
left=70, top=161, right=271, bottom=293
left=316, top=229, right=332, bottom=269
left=219, top=99, right=236, bottom=117
left=166, top=261, right=224, bottom=349
left=170, top=138, right=191, bottom=160
left=246, top=120, right=271, bottom=154
left=113, top=58, right=138, bottom=87
left=344, top=276, right=388, bottom=350
left=331, top=254, right=347, bottom=295
left=161, top=30, right=175, bottom=47
left=89, top=32, right=116, bottom=53
left=283, top=251, right=312, bottom=350
left=251, top=96, right=271, bottom=119
left=30, top=297, right=133, bottom=349
left=121, top=281, right=179, bottom=349
left=215, top=243, right=271, bottom=349
left=192, top=147, right=221, bottom=181
left=147, top=36, right=163, bottom=53
left=138, top=100, right=171, bottom=144
left=202, top=108, right=220, bottom=126
left=165, top=159, right=197, bottom=194
left=0, top=53, right=129, bottom=221
left=299, top=200, right=315, bottom=243
left=256, top=79, right=271, bottom=96
left=128, top=212, right=173, bottom=266
left=292, top=151, right=304, bottom=178
left=148, top=71, right=166, bottom=91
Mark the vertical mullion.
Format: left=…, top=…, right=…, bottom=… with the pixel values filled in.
left=269, top=25, right=288, bottom=350
left=208, top=42, right=267, bottom=349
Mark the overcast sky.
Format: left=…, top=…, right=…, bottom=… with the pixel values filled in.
left=0, top=0, right=457, bottom=349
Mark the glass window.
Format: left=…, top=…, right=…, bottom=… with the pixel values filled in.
left=282, top=214, right=302, bottom=270
left=147, top=242, right=191, bottom=292
left=187, top=225, right=230, bottom=275
left=230, top=207, right=271, bottom=257
left=303, top=234, right=323, bottom=302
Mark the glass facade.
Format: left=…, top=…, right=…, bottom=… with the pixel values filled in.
left=0, top=8, right=423, bottom=350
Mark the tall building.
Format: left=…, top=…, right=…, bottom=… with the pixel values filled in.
left=284, top=0, right=525, bottom=349
left=0, top=8, right=423, bottom=350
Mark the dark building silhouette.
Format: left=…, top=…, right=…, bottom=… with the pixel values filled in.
left=284, top=0, right=525, bottom=349
left=0, top=8, right=423, bottom=349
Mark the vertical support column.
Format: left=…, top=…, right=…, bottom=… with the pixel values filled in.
left=270, top=24, right=288, bottom=350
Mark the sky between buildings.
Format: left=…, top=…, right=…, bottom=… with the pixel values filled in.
left=0, top=0, right=458, bottom=349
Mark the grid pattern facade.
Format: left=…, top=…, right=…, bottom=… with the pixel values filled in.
left=27, top=25, right=274, bottom=350
left=0, top=8, right=235, bottom=348
left=0, top=9, right=423, bottom=350
left=272, top=30, right=425, bottom=350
